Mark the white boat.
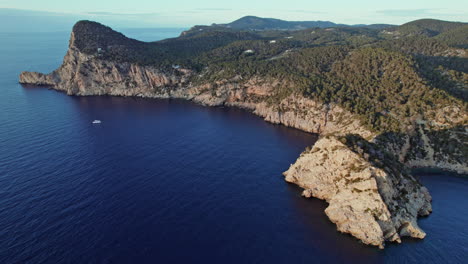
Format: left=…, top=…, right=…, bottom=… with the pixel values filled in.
left=92, top=120, right=102, bottom=124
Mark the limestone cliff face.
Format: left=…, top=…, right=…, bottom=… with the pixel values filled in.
left=19, top=30, right=375, bottom=139
left=20, top=32, right=192, bottom=98
left=284, top=136, right=432, bottom=248
left=254, top=95, right=374, bottom=138
left=19, top=21, right=467, bottom=248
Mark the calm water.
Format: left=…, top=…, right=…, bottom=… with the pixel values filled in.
left=0, top=29, right=467, bottom=263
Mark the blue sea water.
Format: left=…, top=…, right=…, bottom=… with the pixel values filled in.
left=0, top=29, right=467, bottom=263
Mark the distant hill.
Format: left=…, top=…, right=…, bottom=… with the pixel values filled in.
left=181, top=16, right=395, bottom=37
left=355, top=24, right=395, bottom=30
left=386, top=19, right=467, bottom=37
left=218, top=16, right=339, bottom=30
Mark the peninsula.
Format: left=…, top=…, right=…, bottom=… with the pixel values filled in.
left=20, top=16, right=468, bottom=248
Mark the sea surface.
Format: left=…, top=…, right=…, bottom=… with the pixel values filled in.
left=0, top=28, right=467, bottom=264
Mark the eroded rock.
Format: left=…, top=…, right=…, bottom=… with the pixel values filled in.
left=284, top=135, right=432, bottom=248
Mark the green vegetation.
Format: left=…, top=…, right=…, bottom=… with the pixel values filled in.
left=387, top=19, right=467, bottom=37
left=72, top=19, right=467, bottom=134
left=435, top=25, right=468, bottom=49
left=339, top=134, right=411, bottom=179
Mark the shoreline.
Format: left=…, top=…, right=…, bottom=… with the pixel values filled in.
left=20, top=82, right=467, bottom=177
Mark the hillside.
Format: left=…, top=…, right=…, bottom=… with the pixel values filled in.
left=384, top=19, right=467, bottom=37
left=220, top=16, right=338, bottom=30
left=435, top=25, right=468, bottom=48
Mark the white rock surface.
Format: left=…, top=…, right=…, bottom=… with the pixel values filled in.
left=284, top=136, right=432, bottom=248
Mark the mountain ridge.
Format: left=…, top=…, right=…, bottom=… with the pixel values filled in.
left=220, top=15, right=340, bottom=30
left=184, top=15, right=396, bottom=33
left=181, top=16, right=468, bottom=41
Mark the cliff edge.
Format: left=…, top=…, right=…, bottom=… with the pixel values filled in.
left=284, top=135, right=432, bottom=248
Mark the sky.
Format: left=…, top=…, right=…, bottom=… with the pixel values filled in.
left=0, top=0, right=467, bottom=31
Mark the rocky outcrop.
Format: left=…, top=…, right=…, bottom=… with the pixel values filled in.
left=284, top=135, right=432, bottom=248
left=20, top=33, right=193, bottom=98
left=254, top=95, right=374, bottom=138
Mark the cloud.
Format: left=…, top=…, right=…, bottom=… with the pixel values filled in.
left=287, top=10, right=325, bottom=14
left=0, top=8, right=179, bottom=32
left=85, top=11, right=159, bottom=17
left=180, top=8, right=233, bottom=14
left=376, top=9, right=459, bottom=17
left=194, top=8, right=233, bottom=11
left=0, top=8, right=72, bottom=17
left=181, top=8, right=326, bottom=18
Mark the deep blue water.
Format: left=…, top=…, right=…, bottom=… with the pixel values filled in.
left=0, top=29, right=467, bottom=264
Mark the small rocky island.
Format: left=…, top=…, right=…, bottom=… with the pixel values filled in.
left=20, top=17, right=467, bottom=248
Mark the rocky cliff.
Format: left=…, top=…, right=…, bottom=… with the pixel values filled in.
left=284, top=135, right=432, bottom=248
left=19, top=20, right=467, bottom=248
left=20, top=25, right=377, bottom=138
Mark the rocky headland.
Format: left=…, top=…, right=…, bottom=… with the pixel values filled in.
left=20, top=19, right=467, bottom=248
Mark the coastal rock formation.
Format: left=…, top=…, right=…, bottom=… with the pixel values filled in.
left=254, top=96, right=374, bottom=138
left=284, top=135, right=432, bottom=248
left=21, top=33, right=193, bottom=97
left=20, top=22, right=466, bottom=175
left=19, top=20, right=467, bottom=248
left=19, top=25, right=376, bottom=139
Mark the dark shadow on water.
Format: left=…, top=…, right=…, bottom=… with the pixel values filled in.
left=284, top=183, right=382, bottom=263
left=66, top=94, right=319, bottom=147
left=412, top=168, right=468, bottom=178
